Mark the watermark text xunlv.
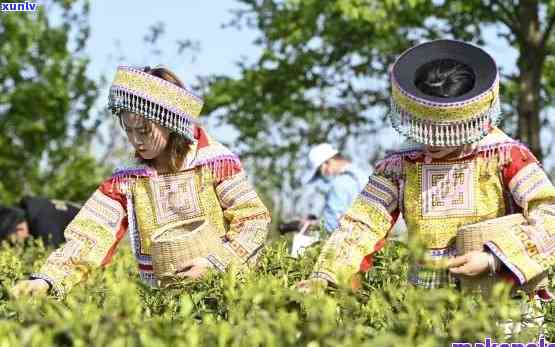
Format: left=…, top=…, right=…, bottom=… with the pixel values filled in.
left=1, top=2, right=39, bottom=12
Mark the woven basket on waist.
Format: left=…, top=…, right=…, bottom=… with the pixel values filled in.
left=151, top=219, right=224, bottom=288
left=456, top=214, right=547, bottom=296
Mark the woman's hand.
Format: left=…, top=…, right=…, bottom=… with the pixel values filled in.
left=447, top=251, right=492, bottom=277
left=175, top=257, right=214, bottom=280
left=295, top=278, right=329, bottom=294
left=11, top=279, right=49, bottom=298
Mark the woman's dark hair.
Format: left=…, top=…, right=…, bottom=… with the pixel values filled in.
left=127, top=66, right=192, bottom=172
left=414, top=59, right=475, bottom=98
left=0, top=206, right=25, bottom=239
left=331, top=153, right=348, bottom=161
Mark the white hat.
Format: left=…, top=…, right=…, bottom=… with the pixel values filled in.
left=303, top=143, right=339, bottom=184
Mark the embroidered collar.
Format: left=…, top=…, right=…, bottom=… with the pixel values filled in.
left=112, top=126, right=241, bottom=182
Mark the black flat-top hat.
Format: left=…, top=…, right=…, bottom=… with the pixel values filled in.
left=389, top=39, right=500, bottom=146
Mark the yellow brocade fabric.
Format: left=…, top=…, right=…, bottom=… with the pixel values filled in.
left=486, top=163, right=555, bottom=285
left=32, top=136, right=271, bottom=295
left=312, top=174, right=398, bottom=285
left=129, top=166, right=270, bottom=285
left=403, top=157, right=506, bottom=250
left=401, top=157, right=507, bottom=288
left=311, top=129, right=555, bottom=290
left=392, top=79, right=499, bottom=122
left=111, top=67, right=203, bottom=118
left=32, top=189, right=127, bottom=296
left=126, top=166, right=272, bottom=287
left=131, top=170, right=226, bottom=257
left=312, top=156, right=508, bottom=288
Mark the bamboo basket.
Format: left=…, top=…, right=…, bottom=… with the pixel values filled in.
left=456, top=214, right=531, bottom=296
left=151, top=219, right=223, bottom=288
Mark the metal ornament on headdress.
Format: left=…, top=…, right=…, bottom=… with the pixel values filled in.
left=388, top=40, right=502, bottom=147
left=107, top=66, right=204, bottom=142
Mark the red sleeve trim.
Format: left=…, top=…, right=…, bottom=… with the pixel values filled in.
left=502, top=146, right=538, bottom=186
left=195, top=126, right=210, bottom=148
left=98, top=178, right=129, bottom=266
left=359, top=210, right=400, bottom=273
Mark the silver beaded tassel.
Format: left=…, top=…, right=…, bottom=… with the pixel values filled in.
left=389, top=98, right=501, bottom=146
left=108, top=88, right=196, bottom=142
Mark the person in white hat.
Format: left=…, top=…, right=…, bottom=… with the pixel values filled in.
left=304, top=143, right=367, bottom=233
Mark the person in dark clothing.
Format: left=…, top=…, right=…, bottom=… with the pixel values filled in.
left=0, top=197, right=80, bottom=247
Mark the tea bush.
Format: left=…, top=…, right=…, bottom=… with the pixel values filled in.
left=0, top=238, right=552, bottom=347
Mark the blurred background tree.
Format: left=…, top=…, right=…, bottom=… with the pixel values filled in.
left=200, top=0, right=555, bottom=218
left=0, top=0, right=106, bottom=204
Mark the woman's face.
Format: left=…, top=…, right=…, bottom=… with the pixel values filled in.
left=121, top=112, right=170, bottom=160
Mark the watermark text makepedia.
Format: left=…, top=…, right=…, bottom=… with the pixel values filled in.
left=453, top=336, right=554, bottom=347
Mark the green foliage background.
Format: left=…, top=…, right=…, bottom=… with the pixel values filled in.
left=0, top=0, right=108, bottom=205
left=0, top=239, right=552, bottom=346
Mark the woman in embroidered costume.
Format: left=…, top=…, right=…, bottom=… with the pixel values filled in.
left=297, top=40, right=555, bottom=308
left=12, top=66, right=271, bottom=297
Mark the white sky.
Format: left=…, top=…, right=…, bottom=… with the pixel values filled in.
left=86, top=1, right=260, bottom=81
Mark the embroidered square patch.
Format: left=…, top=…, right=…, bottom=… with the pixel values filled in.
left=421, top=162, right=475, bottom=218
left=150, top=172, right=203, bottom=225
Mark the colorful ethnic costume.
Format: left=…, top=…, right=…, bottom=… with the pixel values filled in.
left=310, top=41, right=555, bottom=297
left=30, top=66, right=271, bottom=296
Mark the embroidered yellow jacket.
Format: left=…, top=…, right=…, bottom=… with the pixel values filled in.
left=31, top=128, right=271, bottom=296
left=311, top=128, right=555, bottom=292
